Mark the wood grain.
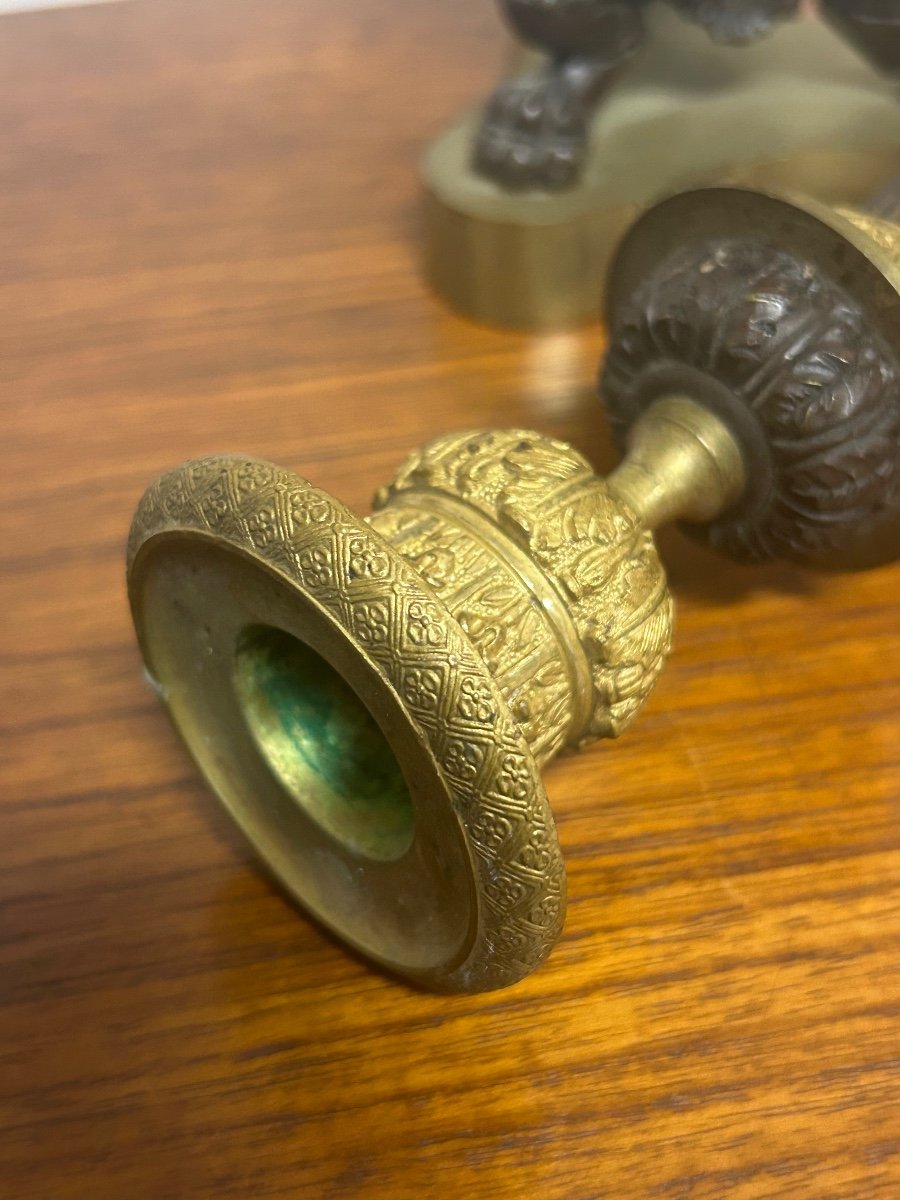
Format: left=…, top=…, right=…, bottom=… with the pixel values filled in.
left=1, top=2, right=898, bottom=1196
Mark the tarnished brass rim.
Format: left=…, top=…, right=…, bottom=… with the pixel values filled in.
left=127, top=454, right=565, bottom=992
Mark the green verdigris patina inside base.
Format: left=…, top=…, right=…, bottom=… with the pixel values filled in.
left=234, top=625, right=414, bottom=862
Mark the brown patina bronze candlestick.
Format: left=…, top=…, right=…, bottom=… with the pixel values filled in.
left=128, top=187, right=899, bottom=992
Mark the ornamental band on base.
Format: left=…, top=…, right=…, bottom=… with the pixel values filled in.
left=127, top=186, right=900, bottom=991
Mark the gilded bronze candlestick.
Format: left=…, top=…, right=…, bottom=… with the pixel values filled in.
left=128, top=186, right=899, bottom=991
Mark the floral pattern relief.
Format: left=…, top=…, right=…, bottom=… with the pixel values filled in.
left=498, top=752, right=532, bottom=802
left=405, top=600, right=447, bottom=648
left=470, top=808, right=516, bottom=857
left=379, top=430, right=592, bottom=526
left=246, top=506, right=280, bottom=549
left=161, top=477, right=191, bottom=520
left=404, top=546, right=459, bottom=590
left=367, top=496, right=576, bottom=760
left=354, top=601, right=390, bottom=645
left=376, top=429, right=673, bottom=753
left=444, top=738, right=486, bottom=780
left=233, top=460, right=275, bottom=498
left=127, top=454, right=565, bottom=992
left=602, top=234, right=900, bottom=563
left=457, top=677, right=496, bottom=723
left=297, top=545, right=334, bottom=589
left=347, top=537, right=390, bottom=581
left=200, top=479, right=231, bottom=526
left=402, top=668, right=443, bottom=713
left=289, top=490, right=333, bottom=529
left=516, top=832, right=555, bottom=876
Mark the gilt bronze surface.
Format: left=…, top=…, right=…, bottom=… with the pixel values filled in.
left=129, top=185, right=899, bottom=992
left=128, top=426, right=684, bottom=992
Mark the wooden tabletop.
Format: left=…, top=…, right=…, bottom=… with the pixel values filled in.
left=2, top=2, right=898, bottom=1196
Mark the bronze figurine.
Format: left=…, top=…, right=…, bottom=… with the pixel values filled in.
left=422, top=2, right=900, bottom=327
left=475, top=1, right=897, bottom=192
left=127, top=185, right=899, bottom=992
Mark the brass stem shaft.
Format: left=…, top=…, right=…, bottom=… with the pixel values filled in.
left=605, top=396, right=747, bottom=531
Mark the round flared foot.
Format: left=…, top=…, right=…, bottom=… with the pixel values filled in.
left=127, top=455, right=566, bottom=992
